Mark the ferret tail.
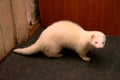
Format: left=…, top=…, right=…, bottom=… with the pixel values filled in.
left=13, top=44, right=40, bottom=55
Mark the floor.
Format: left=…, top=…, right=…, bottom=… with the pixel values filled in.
left=0, top=28, right=120, bottom=80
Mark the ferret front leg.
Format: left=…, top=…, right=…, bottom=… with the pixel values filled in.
left=79, top=50, right=91, bottom=61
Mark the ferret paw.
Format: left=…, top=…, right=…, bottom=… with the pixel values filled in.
left=82, top=57, right=91, bottom=61
left=54, top=54, right=63, bottom=58
left=48, top=53, right=63, bottom=58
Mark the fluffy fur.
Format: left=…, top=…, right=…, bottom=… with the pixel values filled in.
left=14, top=20, right=106, bottom=61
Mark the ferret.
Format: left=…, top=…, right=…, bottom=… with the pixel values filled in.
left=13, top=20, right=106, bottom=61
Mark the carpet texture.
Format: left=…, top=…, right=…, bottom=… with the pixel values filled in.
left=0, top=28, right=120, bottom=80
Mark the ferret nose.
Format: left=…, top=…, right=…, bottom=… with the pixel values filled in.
left=98, top=46, right=104, bottom=49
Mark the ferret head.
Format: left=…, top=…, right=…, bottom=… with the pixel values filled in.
left=90, top=32, right=106, bottom=49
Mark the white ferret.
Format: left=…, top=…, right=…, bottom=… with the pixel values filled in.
left=14, top=20, right=106, bottom=61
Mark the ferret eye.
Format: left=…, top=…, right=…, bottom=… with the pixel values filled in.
left=102, top=42, right=105, bottom=44
left=95, top=42, right=98, bottom=44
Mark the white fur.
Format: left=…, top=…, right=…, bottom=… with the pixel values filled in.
left=13, top=20, right=106, bottom=61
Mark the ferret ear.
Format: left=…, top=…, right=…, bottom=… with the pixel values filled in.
left=91, top=35, right=95, bottom=39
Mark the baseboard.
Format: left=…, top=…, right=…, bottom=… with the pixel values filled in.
left=29, top=22, right=41, bottom=37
